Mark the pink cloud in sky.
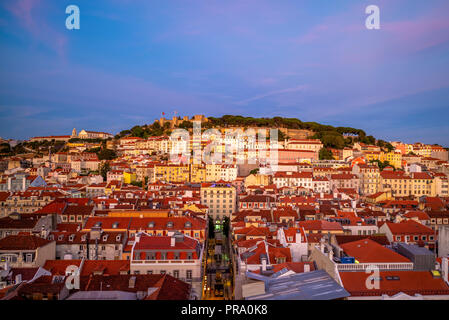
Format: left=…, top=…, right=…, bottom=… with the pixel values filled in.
left=4, top=0, right=68, bottom=58
left=5, top=0, right=40, bottom=27
left=383, top=14, right=449, bottom=54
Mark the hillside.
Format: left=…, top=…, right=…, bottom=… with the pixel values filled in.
left=117, top=115, right=392, bottom=151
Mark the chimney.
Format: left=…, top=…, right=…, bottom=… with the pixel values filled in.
left=320, top=238, right=325, bottom=253
left=295, top=232, right=302, bottom=244
left=129, top=276, right=136, bottom=289
left=328, top=246, right=334, bottom=260
left=443, top=257, right=448, bottom=284
left=170, top=237, right=176, bottom=247
left=261, top=257, right=267, bottom=272
left=304, top=264, right=310, bottom=273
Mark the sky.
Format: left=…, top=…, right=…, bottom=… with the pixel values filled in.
left=0, top=0, right=449, bottom=146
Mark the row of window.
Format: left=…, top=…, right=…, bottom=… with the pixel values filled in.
left=395, top=235, right=434, bottom=241
left=0, top=253, right=34, bottom=263
left=133, top=269, right=193, bottom=279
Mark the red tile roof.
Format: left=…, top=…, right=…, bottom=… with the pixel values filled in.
left=403, top=211, right=430, bottom=221
left=340, top=239, right=410, bottom=263
left=81, top=260, right=130, bottom=276
left=298, top=220, right=344, bottom=232
left=334, top=235, right=390, bottom=246
left=43, top=260, right=82, bottom=275
left=63, top=205, right=94, bottom=216
left=384, top=220, right=434, bottom=235
left=340, top=271, right=449, bottom=297
left=0, top=215, right=40, bottom=230
left=252, top=261, right=315, bottom=274
left=0, top=235, right=53, bottom=250
left=134, top=234, right=198, bottom=251
left=79, top=274, right=190, bottom=299
left=34, top=200, right=66, bottom=215
left=242, top=241, right=292, bottom=265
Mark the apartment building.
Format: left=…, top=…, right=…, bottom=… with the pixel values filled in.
left=130, top=232, right=203, bottom=284
left=154, top=164, right=190, bottom=183
left=352, top=164, right=380, bottom=195
left=201, top=182, right=236, bottom=220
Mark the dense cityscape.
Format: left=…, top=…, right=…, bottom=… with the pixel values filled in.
left=1, top=0, right=449, bottom=308
left=0, top=114, right=448, bottom=300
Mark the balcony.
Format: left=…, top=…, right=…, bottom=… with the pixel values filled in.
left=337, top=262, right=413, bottom=272
left=131, top=259, right=197, bottom=265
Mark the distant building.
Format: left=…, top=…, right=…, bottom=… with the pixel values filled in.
left=155, top=114, right=208, bottom=128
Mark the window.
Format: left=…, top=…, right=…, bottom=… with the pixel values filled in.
left=25, top=253, right=33, bottom=263
left=173, top=270, right=179, bottom=278
left=160, top=270, right=166, bottom=275
left=186, top=270, right=192, bottom=279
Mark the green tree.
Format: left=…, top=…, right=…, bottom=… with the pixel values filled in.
left=370, top=160, right=391, bottom=171
left=144, top=176, right=149, bottom=188
left=319, top=148, right=334, bottom=160
left=385, top=143, right=394, bottom=152
left=178, top=120, right=193, bottom=129
left=222, top=216, right=230, bottom=237
left=99, top=162, right=111, bottom=181
left=249, top=168, right=259, bottom=175
left=208, top=216, right=214, bottom=239
left=98, top=149, right=117, bottom=160
left=321, top=133, right=345, bottom=149
left=130, top=181, right=143, bottom=188
left=0, top=143, right=11, bottom=154
left=130, top=125, right=144, bottom=138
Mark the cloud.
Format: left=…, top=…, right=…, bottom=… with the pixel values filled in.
left=235, top=84, right=308, bottom=105
left=3, top=0, right=68, bottom=58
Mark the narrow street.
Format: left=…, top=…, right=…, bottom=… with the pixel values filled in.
left=202, top=219, right=234, bottom=300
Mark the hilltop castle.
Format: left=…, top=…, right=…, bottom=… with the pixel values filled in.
left=154, top=114, right=208, bottom=128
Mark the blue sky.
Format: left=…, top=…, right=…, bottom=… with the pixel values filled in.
left=1, top=0, right=449, bottom=146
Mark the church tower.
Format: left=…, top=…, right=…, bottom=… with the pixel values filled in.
left=71, top=128, right=77, bottom=138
